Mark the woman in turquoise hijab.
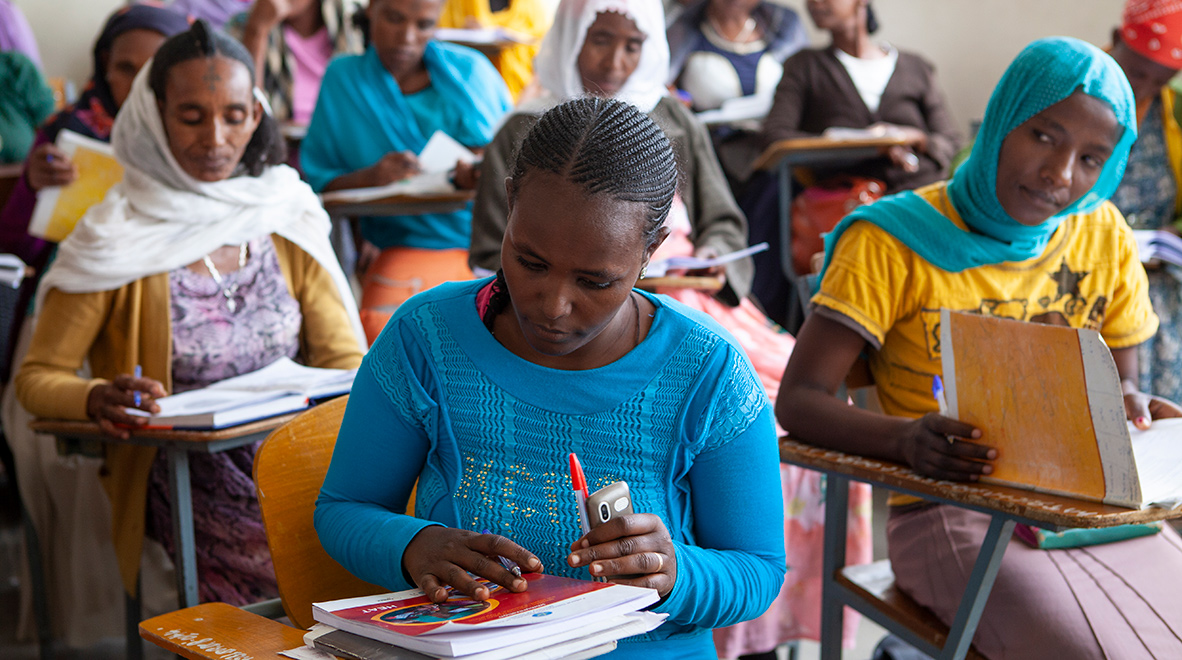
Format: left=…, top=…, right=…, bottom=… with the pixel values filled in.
left=779, top=37, right=1182, bottom=658
left=301, top=0, right=512, bottom=342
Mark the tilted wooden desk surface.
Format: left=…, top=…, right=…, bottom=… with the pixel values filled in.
left=779, top=438, right=1182, bottom=660
left=752, top=135, right=911, bottom=172
left=141, top=602, right=307, bottom=660
left=322, top=190, right=474, bottom=218
left=635, top=275, right=724, bottom=292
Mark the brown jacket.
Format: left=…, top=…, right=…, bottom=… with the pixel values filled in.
left=16, top=234, right=364, bottom=593
left=761, top=47, right=962, bottom=192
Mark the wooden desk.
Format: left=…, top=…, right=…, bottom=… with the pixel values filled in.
left=752, top=136, right=909, bottom=333
left=322, top=190, right=474, bottom=218
left=779, top=438, right=1182, bottom=660
left=635, top=275, right=724, bottom=292
left=140, top=602, right=307, bottom=660
left=31, top=415, right=298, bottom=611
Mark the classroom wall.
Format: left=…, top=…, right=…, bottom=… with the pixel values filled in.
left=18, top=0, right=1124, bottom=134
left=16, top=0, right=127, bottom=92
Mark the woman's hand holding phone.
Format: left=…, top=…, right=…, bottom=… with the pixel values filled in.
left=567, top=513, right=678, bottom=597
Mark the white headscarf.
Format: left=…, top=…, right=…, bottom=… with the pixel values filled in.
left=37, top=63, right=365, bottom=346
left=523, top=0, right=670, bottom=114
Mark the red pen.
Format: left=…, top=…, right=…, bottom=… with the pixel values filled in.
left=568, top=453, right=591, bottom=535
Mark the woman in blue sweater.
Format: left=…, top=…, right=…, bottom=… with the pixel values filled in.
left=316, top=98, right=786, bottom=659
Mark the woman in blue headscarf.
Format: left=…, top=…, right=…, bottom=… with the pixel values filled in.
left=300, top=0, right=512, bottom=342
left=778, top=37, right=1182, bottom=658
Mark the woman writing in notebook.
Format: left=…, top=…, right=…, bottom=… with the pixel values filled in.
left=300, top=0, right=512, bottom=341
left=15, top=21, right=364, bottom=606
left=317, top=98, right=786, bottom=659
left=778, top=37, right=1182, bottom=658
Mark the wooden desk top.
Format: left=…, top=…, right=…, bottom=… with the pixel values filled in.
left=322, top=190, right=474, bottom=217
left=30, top=413, right=298, bottom=446
left=0, top=162, right=24, bottom=179
left=779, top=438, right=1182, bottom=529
left=753, top=135, right=910, bottom=172
left=635, top=275, right=724, bottom=292
left=140, top=602, right=308, bottom=660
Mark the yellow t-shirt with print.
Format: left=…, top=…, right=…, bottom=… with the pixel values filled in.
left=813, top=182, right=1158, bottom=503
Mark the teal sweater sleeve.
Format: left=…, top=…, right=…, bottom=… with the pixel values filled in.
left=650, top=403, right=785, bottom=628
left=315, top=359, right=441, bottom=590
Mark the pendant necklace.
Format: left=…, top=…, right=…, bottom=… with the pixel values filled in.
left=202, top=242, right=248, bottom=312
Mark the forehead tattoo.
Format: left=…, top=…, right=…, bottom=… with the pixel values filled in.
left=201, top=61, right=222, bottom=93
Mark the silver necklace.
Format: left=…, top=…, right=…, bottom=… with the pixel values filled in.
left=710, top=15, right=757, bottom=43
left=202, top=242, right=248, bottom=312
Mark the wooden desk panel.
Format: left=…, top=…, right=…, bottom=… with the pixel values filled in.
left=140, top=602, right=308, bottom=660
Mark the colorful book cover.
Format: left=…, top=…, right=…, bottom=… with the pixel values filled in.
left=28, top=130, right=123, bottom=242
left=313, top=574, right=658, bottom=656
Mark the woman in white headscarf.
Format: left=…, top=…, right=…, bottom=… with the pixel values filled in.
left=467, top=1, right=872, bottom=657
left=15, top=19, right=364, bottom=610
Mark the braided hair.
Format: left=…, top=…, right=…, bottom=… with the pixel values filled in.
left=483, top=97, right=679, bottom=330
left=148, top=19, right=286, bottom=177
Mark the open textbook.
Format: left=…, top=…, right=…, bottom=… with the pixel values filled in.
left=29, top=130, right=123, bottom=242
left=128, top=357, right=356, bottom=429
left=320, top=131, right=477, bottom=204
left=1132, top=229, right=1182, bottom=267
left=939, top=309, right=1182, bottom=509
left=312, top=573, right=659, bottom=658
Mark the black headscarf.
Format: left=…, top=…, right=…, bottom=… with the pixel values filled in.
left=41, top=2, right=190, bottom=142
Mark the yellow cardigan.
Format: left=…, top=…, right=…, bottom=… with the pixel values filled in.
left=1160, top=87, right=1182, bottom=219
left=439, top=0, right=550, bottom=99
left=15, top=234, right=364, bottom=594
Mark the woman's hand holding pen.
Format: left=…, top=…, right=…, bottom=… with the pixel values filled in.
left=567, top=513, right=677, bottom=597
left=27, top=144, right=77, bottom=191
left=403, top=527, right=543, bottom=604
left=86, top=373, right=166, bottom=440
left=368, top=151, right=421, bottom=187
left=896, top=413, right=995, bottom=482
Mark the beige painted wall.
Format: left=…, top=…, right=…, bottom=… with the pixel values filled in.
left=15, top=0, right=127, bottom=91
left=17, top=0, right=1126, bottom=133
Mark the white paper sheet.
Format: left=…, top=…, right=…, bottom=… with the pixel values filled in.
left=645, top=242, right=768, bottom=278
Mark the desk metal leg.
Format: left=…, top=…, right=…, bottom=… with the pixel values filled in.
left=166, top=447, right=199, bottom=608
left=776, top=162, right=803, bottom=334
left=819, top=473, right=850, bottom=660
left=938, top=516, right=1015, bottom=660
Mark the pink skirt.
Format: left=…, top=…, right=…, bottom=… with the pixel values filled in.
left=888, top=504, right=1182, bottom=659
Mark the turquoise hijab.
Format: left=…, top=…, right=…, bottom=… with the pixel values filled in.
left=817, top=37, right=1137, bottom=279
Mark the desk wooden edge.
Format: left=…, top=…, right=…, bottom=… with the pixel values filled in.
left=779, top=437, right=1182, bottom=528
left=322, top=190, right=474, bottom=210
left=30, top=413, right=299, bottom=444
left=753, top=136, right=910, bottom=172
left=635, top=275, right=724, bottom=292
left=140, top=602, right=308, bottom=659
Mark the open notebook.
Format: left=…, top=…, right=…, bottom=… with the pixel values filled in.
left=939, top=309, right=1182, bottom=509
left=129, top=357, right=356, bottom=429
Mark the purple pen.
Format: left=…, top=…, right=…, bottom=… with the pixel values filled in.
left=481, top=529, right=522, bottom=577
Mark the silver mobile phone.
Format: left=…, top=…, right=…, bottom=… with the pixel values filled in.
left=585, top=481, right=634, bottom=528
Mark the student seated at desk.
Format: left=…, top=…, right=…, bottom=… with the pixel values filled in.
left=467, top=1, right=870, bottom=655
left=0, top=52, right=53, bottom=165
left=745, top=0, right=960, bottom=325
left=316, top=97, right=786, bottom=660
left=301, top=0, right=512, bottom=342
left=15, top=20, right=365, bottom=607
left=225, top=0, right=366, bottom=127
left=778, top=37, right=1182, bottom=659
left=0, top=4, right=190, bottom=277
left=438, top=0, right=551, bottom=100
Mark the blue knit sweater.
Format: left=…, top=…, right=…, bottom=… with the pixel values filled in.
left=315, top=279, right=786, bottom=658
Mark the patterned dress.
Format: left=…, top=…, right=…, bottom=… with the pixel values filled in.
left=144, top=235, right=302, bottom=605
left=1110, top=99, right=1182, bottom=403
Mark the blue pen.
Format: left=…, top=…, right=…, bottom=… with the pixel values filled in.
left=481, top=529, right=522, bottom=577
left=133, top=364, right=142, bottom=407
left=932, top=375, right=953, bottom=445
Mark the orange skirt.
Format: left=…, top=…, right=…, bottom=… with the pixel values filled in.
left=360, top=247, right=474, bottom=343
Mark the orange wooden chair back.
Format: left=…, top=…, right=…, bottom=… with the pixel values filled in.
left=253, top=395, right=385, bottom=629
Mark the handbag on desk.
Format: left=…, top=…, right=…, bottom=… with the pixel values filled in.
left=791, top=176, right=885, bottom=275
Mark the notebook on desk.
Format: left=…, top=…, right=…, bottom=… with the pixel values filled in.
left=129, top=357, right=357, bottom=429
left=29, top=130, right=123, bottom=242
left=939, top=309, right=1182, bottom=509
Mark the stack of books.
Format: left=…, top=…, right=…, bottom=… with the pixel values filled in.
left=302, top=573, right=665, bottom=660
left=1133, top=229, right=1182, bottom=268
